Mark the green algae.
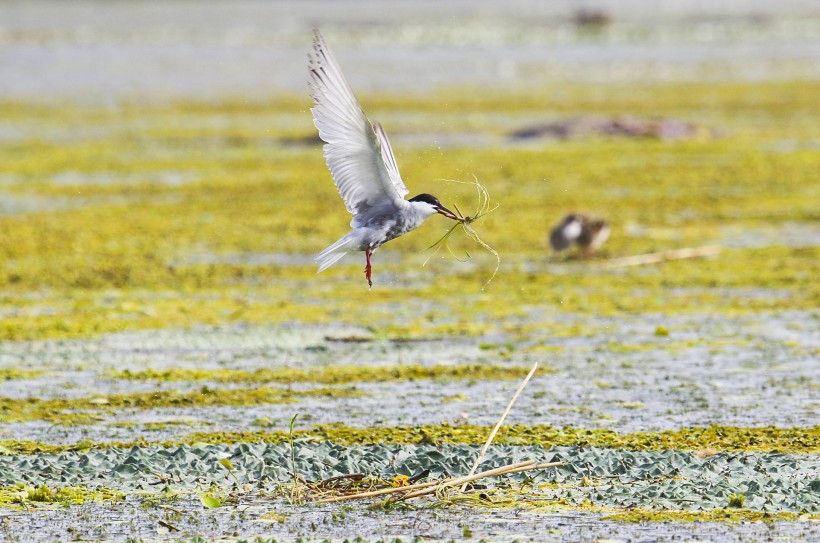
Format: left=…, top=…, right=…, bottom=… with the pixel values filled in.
left=1, top=424, right=816, bottom=456
left=4, top=80, right=818, bottom=137
left=600, top=509, right=818, bottom=523
left=211, top=423, right=819, bottom=454
left=113, top=364, right=541, bottom=385
left=142, top=420, right=208, bottom=431
left=185, top=423, right=820, bottom=455
left=0, top=369, right=41, bottom=380
left=0, top=439, right=151, bottom=456
left=0, top=483, right=124, bottom=510
left=0, top=245, right=815, bottom=341
left=1, top=81, right=819, bottom=341
left=0, top=386, right=361, bottom=424
left=458, top=487, right=819, bottom=522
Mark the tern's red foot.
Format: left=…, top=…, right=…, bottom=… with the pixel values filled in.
left=364, top=248, right=373, bottom=287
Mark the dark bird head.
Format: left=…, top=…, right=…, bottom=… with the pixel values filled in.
left=409, top=193, right=460, bottom=220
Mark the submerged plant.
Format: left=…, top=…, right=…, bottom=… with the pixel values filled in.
left=200, top=494, right=222, bottom=509
left=218, top=457, right=240, bottom=485
left=727, top=493, right=746, bottom=508
left=288, top=413, right=304, bottom=503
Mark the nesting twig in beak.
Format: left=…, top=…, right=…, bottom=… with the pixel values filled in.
left=424, top=176, right=500, bottom=290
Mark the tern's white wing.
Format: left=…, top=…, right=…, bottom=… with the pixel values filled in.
left=308, top=30, right=409, bottom=217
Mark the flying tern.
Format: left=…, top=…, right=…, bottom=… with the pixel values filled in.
left=309, top=30, right=461, bottom=287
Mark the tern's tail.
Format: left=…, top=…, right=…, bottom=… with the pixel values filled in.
left=315, top=234, right=354, bottom=273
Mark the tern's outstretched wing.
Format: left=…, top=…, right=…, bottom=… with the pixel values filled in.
left=308, top=29, right=409, bottom=217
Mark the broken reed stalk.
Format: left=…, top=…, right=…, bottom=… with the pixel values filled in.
left=396, top=461, right=563, bottom=502
left=606, top=245, right=721, bottom=268
left=460, top=362, right=538, bottom=491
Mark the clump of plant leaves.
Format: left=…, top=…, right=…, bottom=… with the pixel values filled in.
left=200, top=494, right=222, bottom=509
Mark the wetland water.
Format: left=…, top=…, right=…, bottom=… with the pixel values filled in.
left=1, top=312, right=818, bottom=445
left=2, top=0, right=820, bottom=101
left=1, top=1, right=819, bottom=542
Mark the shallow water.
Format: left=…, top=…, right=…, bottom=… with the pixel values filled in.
left=2, top=1, right=820, bottom=101
left=1, top=2, right=819, bottom=542
left=3, top=496, right=818, bottom=543
left=1, top=308, right=817, bottom=446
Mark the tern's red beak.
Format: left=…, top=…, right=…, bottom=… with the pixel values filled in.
left=435, top=204, right=462, bottom=221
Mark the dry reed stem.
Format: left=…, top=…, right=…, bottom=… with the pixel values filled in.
left=397, top=460, right=563, bottom=501
left=309, top=357, right=554, bottom=506
left=606, top=245, right=722, bottom=268
left=460, top=362, right=538, bottom=491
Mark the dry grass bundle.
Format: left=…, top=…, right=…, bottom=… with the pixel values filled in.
left=424, top=176, right=500, bottom=289
left=312, top=460, right=563, bottom=504
left=309, top=362, right=562, bottom=505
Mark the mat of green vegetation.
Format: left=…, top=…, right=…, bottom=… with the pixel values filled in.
left=1, top=443, right=818, bottom=513
left=1, top=79, right=818, bottom=542
left=1, top=81, right=818, bottom=342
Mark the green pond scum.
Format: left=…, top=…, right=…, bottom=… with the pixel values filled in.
left=0, top=81, right=818, bottom=341
left=187, top=424, right=820, bottom=454
left=1, top=424, right=817, bottom=455
left=112, top=364, right=542, bottom=385
left=1, top=79, right=819, bottom=538
left=0, top=483, right=124, bottom=509
left=444, top=487, right=820, bottom=522
left=601, top=509, right=819, bottom=523
left=0, top=386, right=360, bottom=424
left=0, top=369, right=40, bottom=380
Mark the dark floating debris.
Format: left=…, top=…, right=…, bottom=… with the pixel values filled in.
left=511, top=115, right=720, bottom=142
left=573, top=9, right=613, bottom=28
left=323, top=336, right=373, bottom=343
left=278, top=134, right=324, bottom=147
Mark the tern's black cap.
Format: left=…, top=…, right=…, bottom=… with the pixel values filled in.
left=409, top=193, right=442, bottom=206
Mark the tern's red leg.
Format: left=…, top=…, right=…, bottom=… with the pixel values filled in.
left=364, top=248, right=373, bottom=287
